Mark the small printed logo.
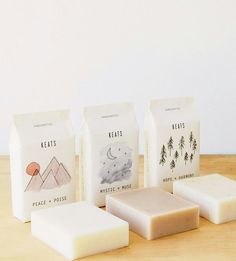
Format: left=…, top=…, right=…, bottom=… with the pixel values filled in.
left=172, top=123, right=185, bottom=130
left=108, top=130, right=123, bottom=138
left=41, top=140, right=57, bottom=148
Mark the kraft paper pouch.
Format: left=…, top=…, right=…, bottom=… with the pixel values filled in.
left=79, top=103, right=139, bottom=207
left=144, top=97, right=200, bottom=192
left=10, top=110, right=75, bottom=222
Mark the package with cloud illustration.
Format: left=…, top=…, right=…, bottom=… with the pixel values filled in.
left=79, top=103, right=139, bottom=207
left=10, top=110, right=76, bottom=222
left=144, top=97, right=200, bottom=192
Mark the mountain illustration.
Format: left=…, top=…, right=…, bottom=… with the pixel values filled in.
left=24, top=157, right=71, bottom=192
left=25, top=171, right=43, bottom=192
left=40, top=170, right=58, bottom=190
left=41, top=157, right=60, bottom=180
left=55, top=163, right=71, bottom=186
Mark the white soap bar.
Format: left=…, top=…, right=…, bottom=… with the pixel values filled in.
left=173, top=174, right=236, bottom=224
left=31, top=202, right=129, bottom=260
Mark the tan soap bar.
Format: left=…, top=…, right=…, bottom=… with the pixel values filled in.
left=106, top=187, right=199, bottom=240
left=173, top=174, right=236, bottom=224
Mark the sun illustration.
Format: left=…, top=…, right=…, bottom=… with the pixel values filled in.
left=26, top=162, right=40, bottom=176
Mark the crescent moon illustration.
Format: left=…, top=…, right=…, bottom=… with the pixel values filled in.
left=107, top=148, right=117, bottom=160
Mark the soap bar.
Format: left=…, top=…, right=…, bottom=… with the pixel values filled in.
left=106, top=187, right=199, bottom=240
left=31, top=202, right=129, bottom=260
left=173, top=174, right=236, bottom=224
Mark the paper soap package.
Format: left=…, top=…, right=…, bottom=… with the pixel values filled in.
left=144, top=97, right=200, bottom=192
left=79, top=103, right=139, bottom=207
left=10, top=110, right=76, bottom=222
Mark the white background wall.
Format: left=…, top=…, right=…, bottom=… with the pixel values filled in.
left=0, top=0, right=236, bottom=155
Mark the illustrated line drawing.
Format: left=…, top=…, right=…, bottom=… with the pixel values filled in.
left=25, top=157, right=71, bottom=192
left=99, top=142, right=132, bottom=184
left=159, top=131, right=198, bottom=172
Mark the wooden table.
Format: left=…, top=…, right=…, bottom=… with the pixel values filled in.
left=1, top=155, right=236, bottom=261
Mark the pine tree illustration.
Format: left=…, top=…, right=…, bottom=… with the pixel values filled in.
left=189, top=131, right=193, bottom=148
left=170, top=160, right=176, bottom=172
left=190, top=153, right=194, bottom=163
left=179, top=136, right=185, bottom=156
left=184, top=152, right=189, bottom=165
left=174, top=150, right=179, bottom=162
left=167, top=136, right=174, bottom=156
left=192, top=139, right=197, bottom=154
left=159, top=145, right=167, bottom=166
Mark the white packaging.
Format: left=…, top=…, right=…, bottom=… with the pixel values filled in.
left=144, top=97, right=200, bottom=192
left=79, top=103, right=139, bottom=207
left=10, top=110, right=76, bottom=222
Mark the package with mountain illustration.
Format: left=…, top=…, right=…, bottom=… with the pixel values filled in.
left=144, top=97, right=200, bottom=192
left=10, top=110, right=75, bottom=222
left=79, top=102, right=139, bottom=207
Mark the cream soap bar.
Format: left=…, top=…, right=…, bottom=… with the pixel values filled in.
left=173, top=174, right=236, bottom=224
left=106, top=187, right=199, bottom=240
left=31, top=202, right=129, bottom=260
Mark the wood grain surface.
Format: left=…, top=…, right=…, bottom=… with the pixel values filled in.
left=1, top=155, right=236, bottom=261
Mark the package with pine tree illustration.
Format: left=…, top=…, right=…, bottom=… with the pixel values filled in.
left=79, top=103, right=139, bottom=207
left=144, top=97, right=200, bottom=192
left=10, top=110, right=76, bottom=222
